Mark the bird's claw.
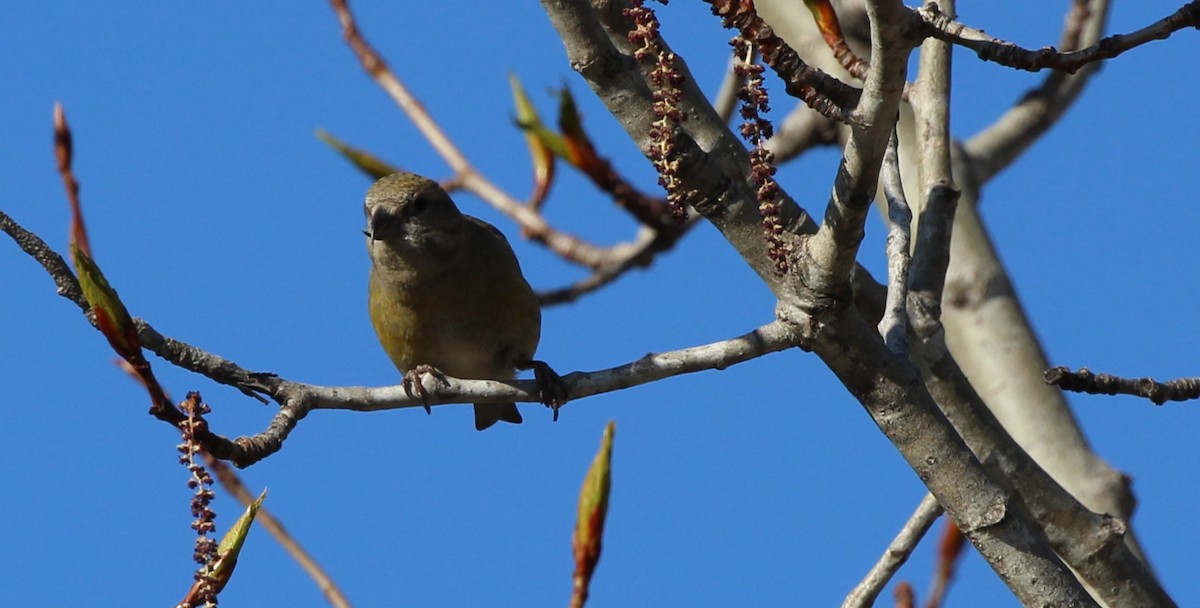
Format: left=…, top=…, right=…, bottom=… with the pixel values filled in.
left=402, top=364, right=448, bottom=415
left=518, top=359, right=569, bottom=422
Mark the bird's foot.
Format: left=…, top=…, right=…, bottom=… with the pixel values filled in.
left=518, top=359, right=569, bottom=421
left=402, top=364, right=448, bottom=415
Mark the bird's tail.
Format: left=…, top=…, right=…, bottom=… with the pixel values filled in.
left=474, top=402, right=523, bottom=431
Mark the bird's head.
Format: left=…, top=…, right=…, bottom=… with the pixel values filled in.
left=364, top=172, right=465, bottom=264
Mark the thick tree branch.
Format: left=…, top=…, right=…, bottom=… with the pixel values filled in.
left=914, top=332, right=1173, bottom=606
left=899, top=6, right=1170, bottom=601
left=802, top=0, right=916, bottom=294
left=926, top=0, right=1145, bottom=572
left=545, top=2, right=1099, bottom=605
left=543, top=0, right=816, bottom=292
left=805, top=304, right=1095, bottom=606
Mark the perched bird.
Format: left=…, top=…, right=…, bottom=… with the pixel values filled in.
left=365, top=172, right=558, bottom=430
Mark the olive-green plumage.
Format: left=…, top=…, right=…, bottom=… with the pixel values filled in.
left=365, top=172, right=541, bottom=430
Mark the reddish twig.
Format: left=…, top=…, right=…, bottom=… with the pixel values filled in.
left=707, top=0, right=864, bottom=124
left=207, top=456, right=351, bottom=608
left=328, top=0, right=612, bottom=268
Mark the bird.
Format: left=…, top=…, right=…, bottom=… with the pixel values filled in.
left=364, top=172, right=561, bottom=430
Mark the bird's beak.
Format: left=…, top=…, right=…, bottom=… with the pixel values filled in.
left=366, top=208, right=386, bottom=242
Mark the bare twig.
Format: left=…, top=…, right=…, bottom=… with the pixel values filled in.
left=328, top=0, right=614, bottom=268
left=763, top=105, right=840, bottom=164
left=538, top=219, right=698, bottom=307
left=919, top=1, right=1198, bottom=74
left=801, top=0, right=917, bottom=294
left=964, top=0, right=1113, bottom=185
left=231, top=319, right=801, bottom=465
left=712, top=55, right=744, bottom=123
left=208, top=457, right=351, bottom=608
left=1045, top=367, right=1200, bottom=404
left=2, top=210, right=801, bottom=466
left=925, top=519, right=967, bottom=608
left=907, top=0, right=960, bottom=340
left=878, top=131, right=912, bottom=353
left=708, top=0, right=865, bottom=125
left=843, top=493, right=943, bottom=608
left=1, top=210, right=271, bottom=403
left=306, top=320, right=800, bottom=411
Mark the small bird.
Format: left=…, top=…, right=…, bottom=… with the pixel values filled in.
left=365, top=172, right=559, bottom=430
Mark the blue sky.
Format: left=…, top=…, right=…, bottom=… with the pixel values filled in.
left=2, top=2, right=1196, bottom=606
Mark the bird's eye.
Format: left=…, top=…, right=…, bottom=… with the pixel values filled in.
left=411, top=196, right=429, bottom=214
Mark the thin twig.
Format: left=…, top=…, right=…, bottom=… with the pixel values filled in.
left=843, top=493, right=943, bottom=608
left=762, top=105, right=840, bottom=164
left=712, top=55, right=744, bottom=123
left=328, top=0, right=612, bottom=269
left=306, top=319, right=801, bottom=412
left=3, top=208, right=801, bottom=466
left=538, top=219, right=698, bottom=307
left=225, top=319, right=802, bottom=466
left=707, top=0, right=865, bottom=125
left=919, top=1, right=1198, bottom=74
left=208, top=457, right=351, bottom=608
left=963, top=0, right=1113, bottom=184
left=1045, top=367, right=1200, bottom=404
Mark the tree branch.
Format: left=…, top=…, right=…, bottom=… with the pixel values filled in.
left=842, top=493, right=942, bottom=608
left=328, top=0, right=618, bottom=270
left=963, top=0, right=1113, bottom=185
left=878, top=130, right=912, bottom=354
left=1, top=211, right=802, bottom=467
left=801, top=0, right=917, bottom=296
left=234, top=320, right=800, bottom=466
left=919, top=1, right=1198, bottom=74
left=207, top=457, right=351, bottom=608
left=1046, top=367, right=1200, bottom=405
left=537, top=219, right=698, bottom=306
left=708, top=1, right=864, bottom=125
left=906, top=0, right=960, bottom=341
left=547, top=2, right=1100, bottom=604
